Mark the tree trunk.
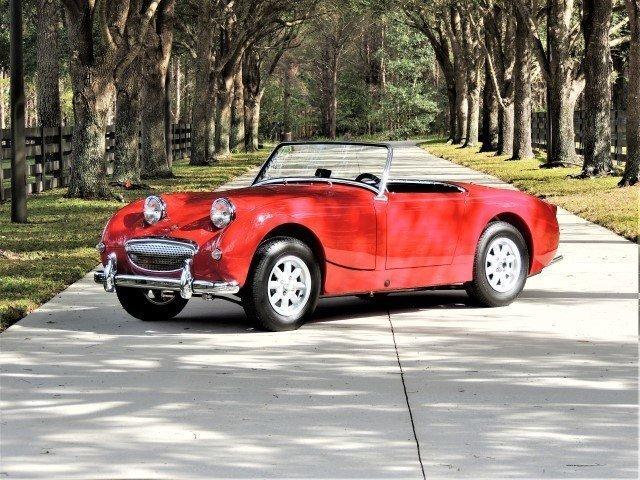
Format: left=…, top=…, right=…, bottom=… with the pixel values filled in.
left=113, top=71, right=141, bottom=183
left=67, top=82, right=112, bottom=198
left=36, top=0, right=61, bottom=127
left=453, top=60, right=468, bottom=144
left=546, top=81, right=578, bottom=165
left=244, top=91, right=263, bottom=152
left=242, top=50, right=262, bottom=152
left=230, top=64, right=245, bottom=151
left=181, top=60, right=190, bottom=123
left=190, top=13, right=216, bottom=165
left=620, top=0, right=640, bottom=186
left=327, top=54, right=339, bottom=140
left=581, top=0, right=613, bottom=176
left=446, top=86, right=457, bottom=142
left=480, top=62, right=498, bottom=151
left=464, top=66, right=481, bottom=147
left=546, top=0, right=578, bottom=166
left=283, top=57, right=293, bottom=137
left=172, top=58, right=181, bottom=122
left=512, top=8, right=534, bottom=160
left=215, top=72, right=235, bottom=157
left=141, top=68, right=171, bottom=178
left=1, top=69, right=7, bottom=129
left=498, top=102, right=515, bottom=156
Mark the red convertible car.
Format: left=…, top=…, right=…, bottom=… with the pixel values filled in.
left=95, top=142, right=561, bottom=331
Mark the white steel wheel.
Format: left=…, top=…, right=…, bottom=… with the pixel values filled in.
left=484, top=237, right=522, bottom=293
left=267, top=255, right=312, bottom=317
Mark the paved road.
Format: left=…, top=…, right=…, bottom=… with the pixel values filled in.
left=1, top=143, right=637, bottom=479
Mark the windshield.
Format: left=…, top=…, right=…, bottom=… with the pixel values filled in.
left=254, top=143, right=390, bottom=190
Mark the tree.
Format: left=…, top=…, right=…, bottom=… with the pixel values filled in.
left=480, top=48, right=498, bottom=151
left=113, top=60, right=142, bottom=183
left=243, top=28, right=296, bottom=150
left=307, top=0, right=368, bottom=139
left=514, top=0, right=584, bottom=166
left=459, top=8, right=483, bottom=147
left=140, top=0, right=175, bottom=178
left=405, top=6, right=458, bottom=141
left=580, top=0, right=613, bottom=176
left=230, top=63, right=245, bottom=150
left=445, top=6, right=468, bottom=144
left=511, top=2, right=534, bottom=159
left=61, top=0, right=162, bottom=198
left=477, top=3, right=515, bottom=155
left=36, top=0, right=61, bottom=127
left=620, top=0, right=639, bottom=186
left=181, top=0, right=309, bottom=162
left=185, top=0, right=219, bottom=165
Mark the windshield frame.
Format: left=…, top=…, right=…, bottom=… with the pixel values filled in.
left=252, top=141, right=394, bottom=198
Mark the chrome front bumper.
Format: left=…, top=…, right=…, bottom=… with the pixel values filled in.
left=94, top=253, right=239, bottom=299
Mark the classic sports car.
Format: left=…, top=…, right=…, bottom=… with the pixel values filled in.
left=95, top=142, right=561, bottom=331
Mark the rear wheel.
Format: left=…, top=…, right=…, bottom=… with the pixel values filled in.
left=465, top=221, right=529, bottom=307
left=243, top=237, right=320, bottom=331
left=116, top=287, right=188, bottom=321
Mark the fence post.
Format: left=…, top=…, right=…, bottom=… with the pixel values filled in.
left=36, top=126, right=45, bottom=193
left=0, top=128, right=4, bottom=202
left=57, top=125, right=64, bottom=187
left=10, top=0, right=27, bottom=222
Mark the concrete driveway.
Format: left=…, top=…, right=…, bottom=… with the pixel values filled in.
left=1, top=143, right=637, bottom=479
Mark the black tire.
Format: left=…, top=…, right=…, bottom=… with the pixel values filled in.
left=465, top=221, right=529, bottom=307
left=116, top=287, right=188, bottom=321
left=243, top=237, right=321, bottom=332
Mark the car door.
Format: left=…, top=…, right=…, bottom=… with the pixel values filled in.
left=385, top=190, right=466, bottom=269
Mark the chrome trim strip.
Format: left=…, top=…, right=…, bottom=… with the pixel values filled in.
left=548, top=255, right=563, bottom=266
left=94, top=270, right=240, bottom=296
left=253, top=177, right=380, bottom=194
left=124, top=237, right=198, bottom=253
left=376, top=144, right=394, bottom=200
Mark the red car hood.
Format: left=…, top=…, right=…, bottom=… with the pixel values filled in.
left=106, top=183, right=339, bottom=244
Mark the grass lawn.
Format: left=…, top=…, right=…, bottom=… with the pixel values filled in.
left=421, top=140, right=639, bottom=243
left=0, top=149, right=268, bottom=331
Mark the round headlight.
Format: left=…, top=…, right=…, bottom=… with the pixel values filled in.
left=210, top=198, right=235, bottom=229
left=143, top=195, right=166, bottom=225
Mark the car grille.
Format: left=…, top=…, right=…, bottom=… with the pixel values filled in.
left=125, top=239, right=196, bottom=272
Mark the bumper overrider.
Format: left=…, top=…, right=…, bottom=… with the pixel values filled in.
left=94, top=252, right=240, bottom=299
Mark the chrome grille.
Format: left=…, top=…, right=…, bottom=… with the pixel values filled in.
left=125, top=239, right=196, bottom=272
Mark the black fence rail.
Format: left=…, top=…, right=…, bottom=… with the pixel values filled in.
left=0, top=123, right=191, bottom=201
left=531, top=109, right=627, bottom=163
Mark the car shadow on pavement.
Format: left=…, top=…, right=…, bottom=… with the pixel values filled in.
left=1, top=287, right=636, bottom=479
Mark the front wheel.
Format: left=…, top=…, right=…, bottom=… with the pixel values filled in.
left=116, top=287, right=188, bottom=321
left=243, top=237, right=321, bottom=331
left=465, top=221, right=529, bottom=307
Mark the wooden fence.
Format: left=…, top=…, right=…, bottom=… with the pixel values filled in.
left=0, top=123, right=191, bottom=201
left=531, top=109, right=627, bottom=163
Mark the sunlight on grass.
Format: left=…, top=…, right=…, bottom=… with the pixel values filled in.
left=421, top=141, right=639, bottom=243
left=0, top=150, right=268, bottom=330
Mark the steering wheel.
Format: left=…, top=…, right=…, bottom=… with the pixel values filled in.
left=355, top=172, right=381, bottom=188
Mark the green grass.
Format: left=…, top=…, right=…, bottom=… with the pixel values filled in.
left=421, top=140, right=639, bottom=243
left=0, top=149, right=268, bottom=331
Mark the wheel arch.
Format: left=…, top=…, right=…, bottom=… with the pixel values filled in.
left=489, top=213, right=534, bottom=272
left=247, top=223, right=327, bottom=291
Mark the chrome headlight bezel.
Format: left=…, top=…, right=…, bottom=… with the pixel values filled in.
left=210, top=197, right=236, bottom=229
left=143, top=195, right=167, bottom=225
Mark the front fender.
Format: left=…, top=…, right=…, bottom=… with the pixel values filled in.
left=211, top=192, right=377, bottom=286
